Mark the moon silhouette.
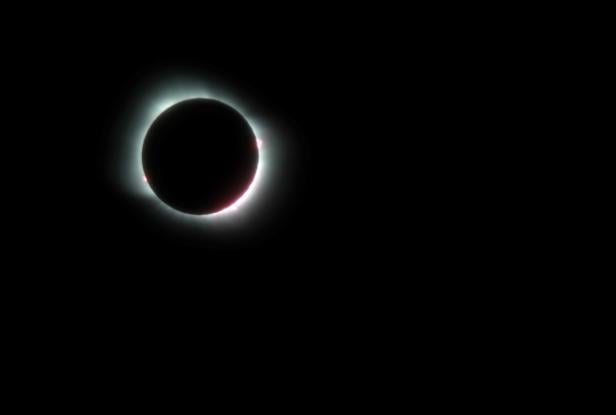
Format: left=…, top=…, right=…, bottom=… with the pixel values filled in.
left=142, top=99, right=259, bottom=215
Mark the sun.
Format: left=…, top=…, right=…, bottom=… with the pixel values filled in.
left=115, top=74, right=279, bottom=228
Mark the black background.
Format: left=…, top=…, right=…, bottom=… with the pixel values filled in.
left=11, top=55, right=410, bottom=309
left=0, top=11, right=580, bottom=406
left=10, top=48, right=507, bottom=304
left=5, top=25, right=549, bottom=377
left=10, top=54, right=439, bottom=384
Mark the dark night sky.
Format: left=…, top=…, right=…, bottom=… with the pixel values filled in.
left=4, top=28, right=545, bottom=346
left=12, top=58, right=384, bottom=285
left=0, top=11, right=580, bottom=406
left=9, top=51, right=517, bottom=288
left=0, top=22, right=568, bottom=403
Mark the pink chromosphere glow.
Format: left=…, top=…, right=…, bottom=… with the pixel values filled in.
left=144, top=138, right=263, bottom=218
left=210, top=138, right=262, bottom=217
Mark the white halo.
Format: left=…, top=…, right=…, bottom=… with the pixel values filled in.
left=115, top=75, right=280, bottom=228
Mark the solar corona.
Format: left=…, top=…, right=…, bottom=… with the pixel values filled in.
left=116, top=76, right=277, bottom=227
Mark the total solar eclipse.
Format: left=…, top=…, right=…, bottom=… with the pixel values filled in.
left=142, top=98, right=259, bottom=216
left=113, top=73, right=284, bottom=229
